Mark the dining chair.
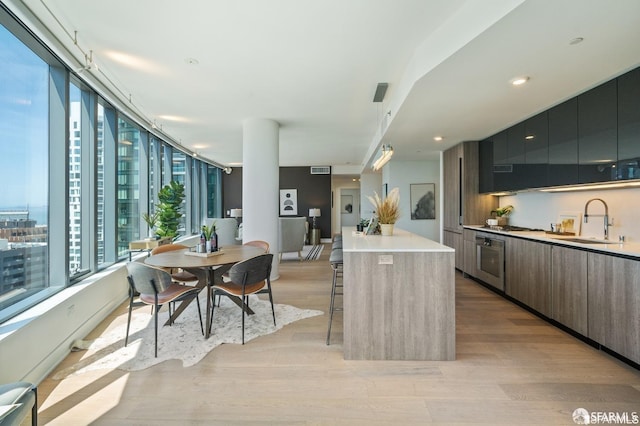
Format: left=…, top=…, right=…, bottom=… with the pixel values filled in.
left=218, top=240, right=269, bottom=290
left=150, top=243, right=199, bottom=284
left=243, top=240, right=270, bottom=253
left=126, top=262, right=204, bottom=357
left=210, top=253, right=275, bottom=344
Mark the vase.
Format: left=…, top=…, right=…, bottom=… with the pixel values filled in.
left=380, top=223, right=394, bottom=236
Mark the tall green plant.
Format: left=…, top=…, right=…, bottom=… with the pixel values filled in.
left=155, top=180, right=185, bottom=240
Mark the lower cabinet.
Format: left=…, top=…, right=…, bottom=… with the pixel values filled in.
left=505, top=237, right=552, bottom=317
left=494, top=233, right=638, bottom=365
left=551, top=245, right=588, bottom=335
left=462, top=229, right=476, bottom=275
left=443, top=230, right=463, bottom=270
left=588, top=252, right=640, bottom=364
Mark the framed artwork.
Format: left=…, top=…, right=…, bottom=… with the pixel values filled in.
left=279, top=189, right=298, bottom=215
left=558, top=211, right=581, bottom=235
left=341, top=195, right=353, bottom=214
left=410, top=183, right=436, bottom=220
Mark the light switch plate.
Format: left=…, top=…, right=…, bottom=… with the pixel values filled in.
left=378, top=254, right=393, bottom=265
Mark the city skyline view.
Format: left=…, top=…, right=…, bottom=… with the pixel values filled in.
left=0, top=24, right=48, bottom=218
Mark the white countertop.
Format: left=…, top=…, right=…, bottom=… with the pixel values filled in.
left=342, top=226, right=454, bottom=253
left=465, top=225, right=640, bottom=258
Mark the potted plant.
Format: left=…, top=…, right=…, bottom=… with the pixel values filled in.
left=201, top=221, right=217, bottom=250
left=142, top=211, right=159, bottom=240
left=367, top=187, right=400, bottom=235
left=491, top=205, right=514, bottom=226
left=357, top=218, right=370, bottom=232
left=155, top=180, right=185, bottom=240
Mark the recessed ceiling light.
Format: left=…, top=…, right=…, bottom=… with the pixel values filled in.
left=569, top=37, right=584, bottom=45
left=184, top=57, right=199, bottom=65
left=434, top=136, right=444, bottom=142
left=510, top=76, right=530, bottom=86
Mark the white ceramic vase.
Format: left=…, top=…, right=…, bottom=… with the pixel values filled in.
left=380, top=223, right=394, bottom=236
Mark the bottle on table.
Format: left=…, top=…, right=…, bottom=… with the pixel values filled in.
left=210, top=225, right=218, bottom=252
left=199, top=229, right=206, bottom=253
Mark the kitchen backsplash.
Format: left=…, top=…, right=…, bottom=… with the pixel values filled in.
left=498, top=187, right=640, bottom=242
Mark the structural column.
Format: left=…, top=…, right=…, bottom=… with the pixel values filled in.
left=242, top=118, right=280, bottom=279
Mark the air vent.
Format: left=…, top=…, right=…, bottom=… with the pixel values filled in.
left=310, top=166, right=330, bottom=175
left=493, top=165, right=513, bottom=173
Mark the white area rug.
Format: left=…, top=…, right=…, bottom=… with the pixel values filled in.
left=280, top=244, right=324, bottom=261
left=53, top=292, right=322, bottom=379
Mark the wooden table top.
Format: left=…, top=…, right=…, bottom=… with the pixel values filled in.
left=144, top=244, right=264, bottom=269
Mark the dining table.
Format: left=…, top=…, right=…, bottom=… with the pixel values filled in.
left=144, top=244, right=265, bottom=338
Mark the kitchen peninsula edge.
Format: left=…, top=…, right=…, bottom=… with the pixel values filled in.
left=342, top=227, right=455, bottom=360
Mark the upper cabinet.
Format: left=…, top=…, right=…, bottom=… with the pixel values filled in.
left=578, top=80, right=617, bottom=183
left=479, top=66, right=640, bottom=193
left=617, top=67, right=640, bottom=181
left=548, top=98, right=579, bottom=186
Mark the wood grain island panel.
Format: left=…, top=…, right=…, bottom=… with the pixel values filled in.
left=342, top=227, right=455, bottom=360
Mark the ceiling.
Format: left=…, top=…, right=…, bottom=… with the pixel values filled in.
left=9, top=0, right=640, bottom=172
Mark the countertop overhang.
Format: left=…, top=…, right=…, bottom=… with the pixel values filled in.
left=342, top=227, right=454, bottom=253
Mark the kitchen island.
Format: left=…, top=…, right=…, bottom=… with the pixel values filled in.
left=342, top=227, right=455, bottom=360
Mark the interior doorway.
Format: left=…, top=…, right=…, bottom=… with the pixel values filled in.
left=339, top=188, right=360, bottom=228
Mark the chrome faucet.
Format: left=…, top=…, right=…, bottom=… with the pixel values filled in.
left=584, top=198, right=610, bottom=240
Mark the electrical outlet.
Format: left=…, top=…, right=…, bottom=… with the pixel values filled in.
left=378, top=255, right=393, bottom=265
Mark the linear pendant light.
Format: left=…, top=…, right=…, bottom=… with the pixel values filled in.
left=372, top=144, right=394, bottom=170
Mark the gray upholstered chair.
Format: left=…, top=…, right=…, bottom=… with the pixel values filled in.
left=203, top=218, right=239, bottom=247
left=0, top=381, right=37, bottom=425
left=278, top=216, right=307, bottom=261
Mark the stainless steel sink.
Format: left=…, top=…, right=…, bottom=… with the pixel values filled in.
left=551, top=237, right=612, bottom=245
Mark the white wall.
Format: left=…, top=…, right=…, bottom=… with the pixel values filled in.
left=500, top=187, right=640, bottom=242
left=380, top=159, right=441, bottom=241
left=359, top=172, right=382, bottom=220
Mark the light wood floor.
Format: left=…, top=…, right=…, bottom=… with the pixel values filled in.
left=36, top=245, right=640, bottom=425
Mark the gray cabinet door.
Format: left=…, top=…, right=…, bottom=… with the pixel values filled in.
left=551, top=246, right=588, bottom=335
left=505, top=237, right=551, bottom=316
left=588, top=252, right=640, bottom=364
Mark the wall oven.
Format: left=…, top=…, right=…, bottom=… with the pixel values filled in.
left=475, top=236, right=505, bottom=291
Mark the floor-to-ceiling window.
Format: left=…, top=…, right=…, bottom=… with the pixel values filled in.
left=0, top=18, right=50, bottom=320
left=117, top=117, right=141, bottom=258
left=207, top=165, right=221, bottom=218
left=172, top=150, right=187, bottom=237
left=0, top=6, right=223, bottom=323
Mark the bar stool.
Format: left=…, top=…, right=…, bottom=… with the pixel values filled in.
left=326, top=247, right=343, bottom=345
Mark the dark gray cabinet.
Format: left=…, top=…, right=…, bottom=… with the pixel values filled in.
left=548, top=98, right=579, bottom=186
left=523, top=111, right=548, bottom=188
left=617, top=67, right=640, bottom=181
left=479, top=66, right=640, bottom=193
left=578, top=79, right=618, bottom=183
